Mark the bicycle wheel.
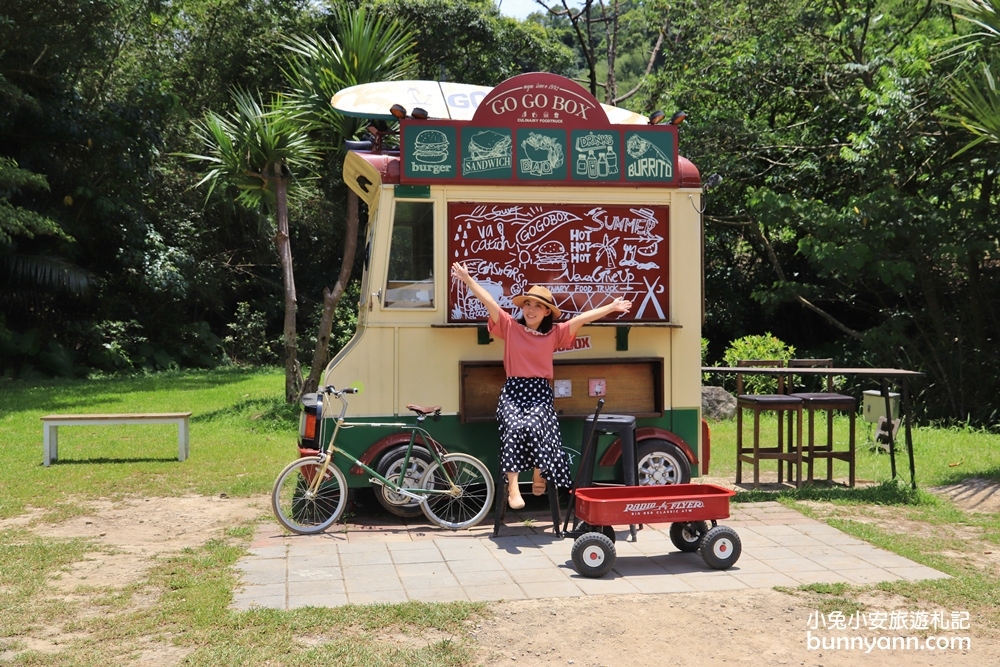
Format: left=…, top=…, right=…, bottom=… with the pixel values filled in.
left=271, top=456, right=348, bottom=534
left=418, top=453, right=494, bottom=530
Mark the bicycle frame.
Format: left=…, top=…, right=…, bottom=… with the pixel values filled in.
left=305, top=389, right=458, bottom=504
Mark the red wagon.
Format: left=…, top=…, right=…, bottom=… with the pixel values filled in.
left=569, top=483, right=742, bottom=577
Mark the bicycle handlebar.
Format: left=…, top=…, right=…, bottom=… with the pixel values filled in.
left=322, top=385, right=359, bottom=396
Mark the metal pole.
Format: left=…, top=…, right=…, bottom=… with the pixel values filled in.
left=902, top=378, right=917, bottom=489
left=881, top=378, right=897, bottom=479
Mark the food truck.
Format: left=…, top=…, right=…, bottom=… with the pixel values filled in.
left=301, top=72, right=708, bottom=518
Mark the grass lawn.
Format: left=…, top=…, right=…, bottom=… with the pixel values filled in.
left=0, top=367, right=298, bottom=518
left=1, top=368, right=998, bottom=664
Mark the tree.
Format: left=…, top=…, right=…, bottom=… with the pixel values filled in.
left=184, top=90, right=321, bottom=401
left=532, top=0, right=668, bottom=103
left=376, top=0, right=573, bottom=85
left=283, top=4, right=417, bottom=396
left=643, top=0, right=1000, bottom=422
left=938, top=0, right=1000, bottom=152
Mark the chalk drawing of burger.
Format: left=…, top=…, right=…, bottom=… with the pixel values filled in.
left=413, top=129, right=449, bottom=163
left=534, top=240, right=568, bottom=273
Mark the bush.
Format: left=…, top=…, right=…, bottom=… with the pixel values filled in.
left=223, top=302, right=281, bottom=366
left=723, top=333, right=795, bottom=393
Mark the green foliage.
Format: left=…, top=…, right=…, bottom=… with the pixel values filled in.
left=224, top=302, right=281, bottom=366
left=283, top=4, right=418, bottom=149
left=723, top=333, right=795, bottom=367
left=937, top=0, right=1000, bottom=152
left=2, top=0, right=998, bottom=427
left=375, top=0, right=574, bottom=84
left=0, top=157, right=66, bottom=245
left=184, top=90, right=321, bottom=211
left=298, top=281, right=362, bottom=367
left=643, top=0, right=1000, bottom=424
left=723, top=333, right=795, bottom=393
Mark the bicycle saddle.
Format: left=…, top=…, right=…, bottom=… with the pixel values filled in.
left=406, top=404, right=441, bottom=418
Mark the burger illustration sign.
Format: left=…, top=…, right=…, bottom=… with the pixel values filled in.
left=404, top=126, right=457, bottom=179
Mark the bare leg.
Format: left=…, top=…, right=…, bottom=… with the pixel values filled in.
left=506, top=471, right=525, bottom=509
left=532, top=468, right=546, bottom=495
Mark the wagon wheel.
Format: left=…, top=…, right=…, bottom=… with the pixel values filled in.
left=577, top=521, right=617, bottom=544
left=571, top=532, right=617, bottom=578
left=669, top=521, right=710, bottom=553
left=700, top=525, right=742, bottom=570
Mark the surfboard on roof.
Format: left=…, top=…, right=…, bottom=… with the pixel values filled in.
left=330, top=79, right=649, bottom=125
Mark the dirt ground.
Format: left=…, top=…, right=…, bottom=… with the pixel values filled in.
left=3, top=483, right=998, bottom=666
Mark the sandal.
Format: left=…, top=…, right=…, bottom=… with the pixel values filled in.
left=508, top=493, right=525, bottom=510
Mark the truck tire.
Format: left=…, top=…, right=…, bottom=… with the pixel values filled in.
left=636, top=439, right=692, bottom=485
left=374, top=445, right=433, bottom=518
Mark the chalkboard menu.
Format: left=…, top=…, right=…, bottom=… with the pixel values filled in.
left=448, top=203, right=669, bottom=323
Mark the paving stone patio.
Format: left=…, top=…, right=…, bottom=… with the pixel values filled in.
left=232, top=501, right=948, bottom=610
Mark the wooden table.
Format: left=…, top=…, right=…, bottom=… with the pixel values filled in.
left=702, top=367, right=925, bottom=489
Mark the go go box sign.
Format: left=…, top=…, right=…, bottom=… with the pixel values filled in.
left=400, top=73, right=678, bottom=187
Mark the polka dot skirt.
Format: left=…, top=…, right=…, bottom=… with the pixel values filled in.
left=496, top=377, right=573, bottom=488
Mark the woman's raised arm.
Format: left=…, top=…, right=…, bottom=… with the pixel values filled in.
left=451, top=262, right=501, bottom=323
left=567, top=297, right=632, bottom=336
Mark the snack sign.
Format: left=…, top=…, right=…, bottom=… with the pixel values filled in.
left=399, top=73, right=678, bottom=187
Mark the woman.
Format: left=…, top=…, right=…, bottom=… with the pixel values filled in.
left=451, top=262, right=632, bottom=509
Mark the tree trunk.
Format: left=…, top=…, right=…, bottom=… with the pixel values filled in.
left=301, top=189, right=361, bottom=397
left=604, top=0, right=618, bottom=104
left=274, top=166, right=300, bottom=403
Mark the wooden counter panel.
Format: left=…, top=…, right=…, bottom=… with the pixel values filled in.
left=460, top=358, right=663, bottom=422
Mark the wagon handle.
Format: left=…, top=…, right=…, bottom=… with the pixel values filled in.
left=562, top=398, right=605, bottom=534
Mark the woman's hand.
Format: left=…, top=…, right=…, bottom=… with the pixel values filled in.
left=451, top=261, right=471, bottom=284
left=451, top=262, right=501, bottom=322
left=609, top=297, right=632, bottom=314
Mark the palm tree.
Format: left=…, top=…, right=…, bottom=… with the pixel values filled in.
left=939, top=0, right=1000, bottom=153
left=282, top=5, right=416, bottom=395
left=183, top=90, right=321, bottom=402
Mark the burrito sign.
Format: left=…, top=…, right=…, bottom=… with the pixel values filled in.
left=400, top=73, right=678, bottom=187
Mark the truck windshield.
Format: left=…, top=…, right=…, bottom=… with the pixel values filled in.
left=385, top=200, right=435, bottom=308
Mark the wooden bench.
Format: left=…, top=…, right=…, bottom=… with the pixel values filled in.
left=41, top=413, right=192, bottom=466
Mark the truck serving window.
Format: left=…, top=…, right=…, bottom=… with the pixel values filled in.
left=385, top=201, right=434, bottom=308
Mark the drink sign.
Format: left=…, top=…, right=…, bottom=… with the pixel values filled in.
left=448, top=202, right=669, bottom=323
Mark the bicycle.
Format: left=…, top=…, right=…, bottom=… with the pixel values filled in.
left=271, top=386, right=495, bottom=534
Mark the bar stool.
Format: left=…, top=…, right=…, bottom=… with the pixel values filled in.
left=735, top=360, right=803, bottom=489
left=576, top=414, right=639, bottom=488
left=787, top=359, right=857, bottom=486
left=493, top=468, right=562, bottom=537
left=564, top=412, right=639, bottom=542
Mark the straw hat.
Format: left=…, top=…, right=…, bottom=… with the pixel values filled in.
left=512, top=285, right=561, bottom=318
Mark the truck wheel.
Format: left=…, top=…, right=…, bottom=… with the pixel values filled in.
left=571, top=532, right=617, bottom=578
left=669, top=520, right=710, bottom=552
left=374, top=445, right=433, bottom=518
left=701, top=525, right=742, bottom=570
left=637, top=439, right=691, bottom=485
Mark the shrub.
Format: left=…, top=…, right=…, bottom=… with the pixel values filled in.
left=223, top=302, right=280, bottom=366
left=723, top=333, right=795, bottom=393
